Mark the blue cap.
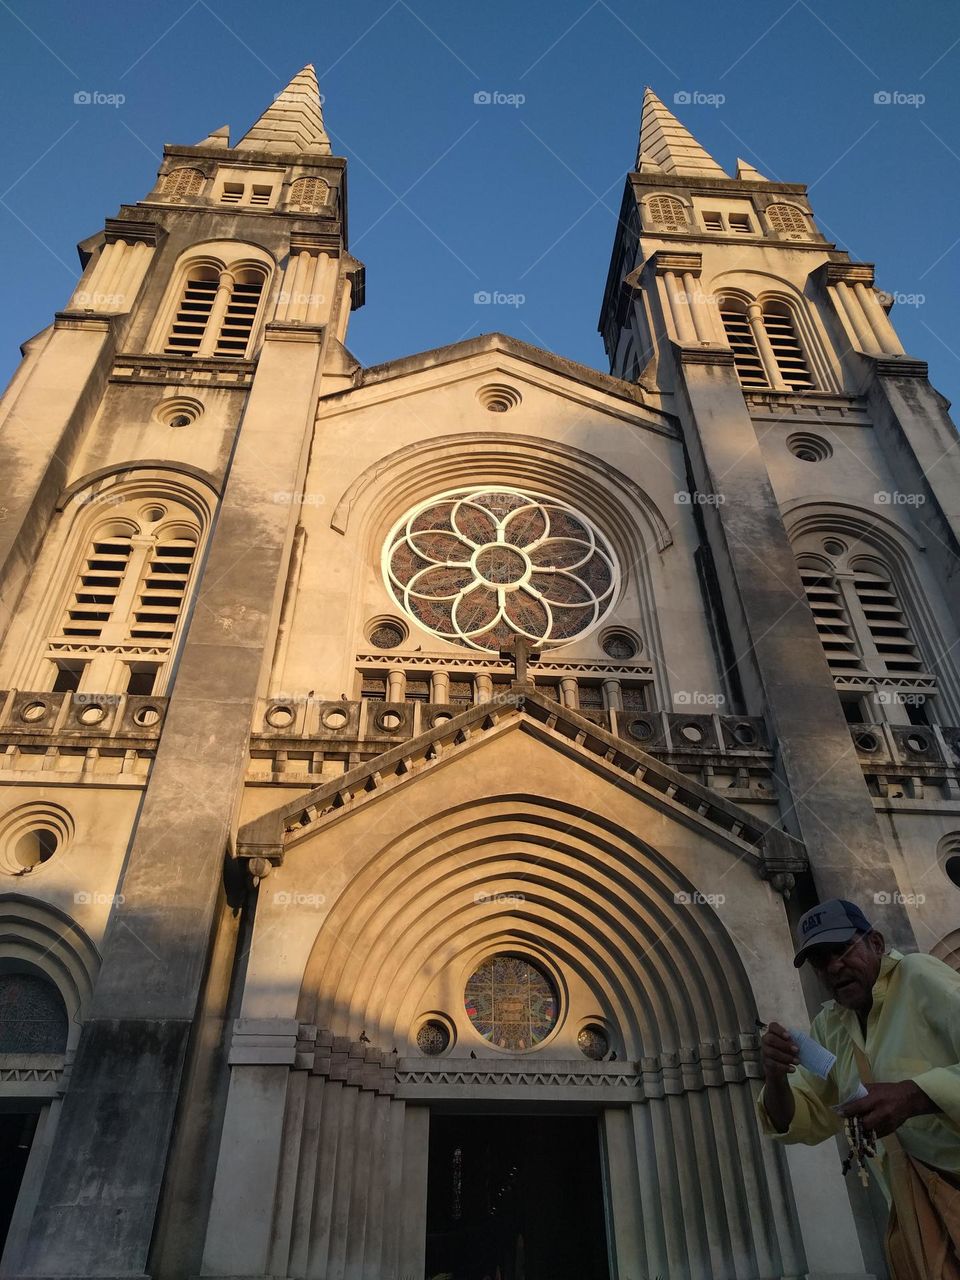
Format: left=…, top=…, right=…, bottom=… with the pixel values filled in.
left=793, top=899, right=873, bottom=967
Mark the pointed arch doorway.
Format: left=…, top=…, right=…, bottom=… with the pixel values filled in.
left=425, top=1109, right=611, bottom=1280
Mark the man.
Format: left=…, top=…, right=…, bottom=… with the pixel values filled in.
left=757, top=898, right=960, bottom=1277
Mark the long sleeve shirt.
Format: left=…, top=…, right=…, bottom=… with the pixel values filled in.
left=757, top=950, right=960, bottom=1187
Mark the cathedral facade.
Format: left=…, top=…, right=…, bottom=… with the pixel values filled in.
left=0, top=66, right=958, bottom=1280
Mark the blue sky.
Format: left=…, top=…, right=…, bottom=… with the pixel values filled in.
left=1, top=0, right=959, bottom=410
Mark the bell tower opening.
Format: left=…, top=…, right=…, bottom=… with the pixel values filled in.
left=425, top=1112, right=611, bottom=1280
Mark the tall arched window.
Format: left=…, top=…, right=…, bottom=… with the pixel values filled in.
left=164, top=262, right=266, bottom=358
left=796, top=535, right=935, bottom=721
left=761, top=301, right=813, bottom=390
left=44, top=492, right=204, bottom=695
left=718, top=298, right=767, bottom=388
left=719, top=294, right=814, bottom=391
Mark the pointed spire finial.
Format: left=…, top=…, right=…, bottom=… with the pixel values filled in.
left=196, top=124, right=230, bottom=148
left=237, top=64, right=331, bottom=155
left=735, top=157, right=769, bottom=182
left=636, top=87, right=726, bottom=178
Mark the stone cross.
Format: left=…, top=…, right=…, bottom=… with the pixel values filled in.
left=500, top=634, right=539, bottom=684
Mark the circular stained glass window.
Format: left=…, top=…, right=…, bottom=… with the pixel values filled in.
left=464, top=954, right=559, bottom=1051
left=383, top=488, right=618, bottom=654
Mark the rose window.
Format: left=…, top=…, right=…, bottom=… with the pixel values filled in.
left=383, top=488, right=617, bottom=653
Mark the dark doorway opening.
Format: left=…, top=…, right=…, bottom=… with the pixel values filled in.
left=426, top=1113, right=610, bottom=1280
left=0, top=1111, right=39, bottom=1257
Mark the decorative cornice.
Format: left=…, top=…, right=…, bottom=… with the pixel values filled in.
left=103, top=218, right=160, bottom=246
left=677, top=344, right=736, bottom=367
left=867, top=354, right=929, bottom=379
left=645, top=249, right=703, bottom=276
left=816, top=261, right=876, bottom=288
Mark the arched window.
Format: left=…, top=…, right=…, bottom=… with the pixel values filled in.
left=761, top=300, right=813, bottom=390
left=288, top=176, right=330, bottom=213
left=157, top=167, right=205, bottom=203
left=766, top=203, right=809, bottom=237
left=718, top=298, right=767, bottom=388
left=797, top=542, right=929, bottom=687
left=645, top=194, right=686, bottom=232
left=0, top=969, right=68, bottom=1054
left=47, top=494, right=202, bottom=695
left=164, top=263, right=266, bottom=359
left=719, top=295, right=814, bottom=391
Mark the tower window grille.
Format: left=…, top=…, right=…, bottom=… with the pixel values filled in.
left=766, top=203, right=809, bottom=236
left=728, top=213, right=753, bottom=234
left=220, top=183, right=244, bottom=204
left=62, top=537, right=133, bottom=638
left=646, top=195, right=686, bottom=231
left=158, top=167, right=205, bottom=202
left=288, top=176, right=330, bottom=213
left=702, top=211, right=724, bottom=231
left=762, top=302, right=813, bottom=390
left=719, top=301, right=767, bottom=388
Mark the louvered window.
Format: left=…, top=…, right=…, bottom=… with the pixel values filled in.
left=220, top=183, right=244, bottom=204
left=48, top=496, right=203, bottom=696
left=249, top=185, right=273, bottom=207
left=646, top=195, right=686, bottom=231
left=762, top=302, right=812, bottom=390
left=703, top=211, right=724, bottom=231
left=62, top=537, right=133, bottom=637
left=719, top=302, right=767, bottom=388
left=128, top=538, right=197, bottom=642
left=164, top=272, right=218, bottom=355
left=853, top=568, right=923, bottom=675
left=728, top=213, right=753, bottom=234
left=214, top=278, right=264, bottom=357
left=798, top=564, right=862, bottom=674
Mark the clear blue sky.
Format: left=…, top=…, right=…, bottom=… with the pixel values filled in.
left=1, top=0, right=959, bottom=410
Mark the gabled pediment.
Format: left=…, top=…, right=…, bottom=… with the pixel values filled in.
left=316, top=332, right=675, bottom=433
left=238, top=689, right=806, bottom=881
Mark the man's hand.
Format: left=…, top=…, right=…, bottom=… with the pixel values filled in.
left=760, top=1021, right=799, bottom=1134
left=838, top=1081, right=937, bottom=1137
left=760, top=1022, right=799, bottom=1081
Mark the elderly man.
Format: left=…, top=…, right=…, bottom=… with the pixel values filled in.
left=757, top=899, right=960, bottom=1278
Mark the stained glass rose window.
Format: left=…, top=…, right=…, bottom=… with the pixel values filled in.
left=464, top=954, right=558, bottom=1051
left=383, top=488, right=617, bottom=652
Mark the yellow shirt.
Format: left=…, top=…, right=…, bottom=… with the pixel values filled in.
left=757, top=950, right=960, bottom=1185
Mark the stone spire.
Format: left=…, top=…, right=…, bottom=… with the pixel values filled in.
left=635, top=87, right=727, bottom=178
left=237, top=64, right=331, bottom=155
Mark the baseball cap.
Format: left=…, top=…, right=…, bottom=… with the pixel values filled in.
left=793, top=899, right=873, bottom=968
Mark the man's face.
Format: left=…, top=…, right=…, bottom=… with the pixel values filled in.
left=806, top=931, right=885, bottom=1010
